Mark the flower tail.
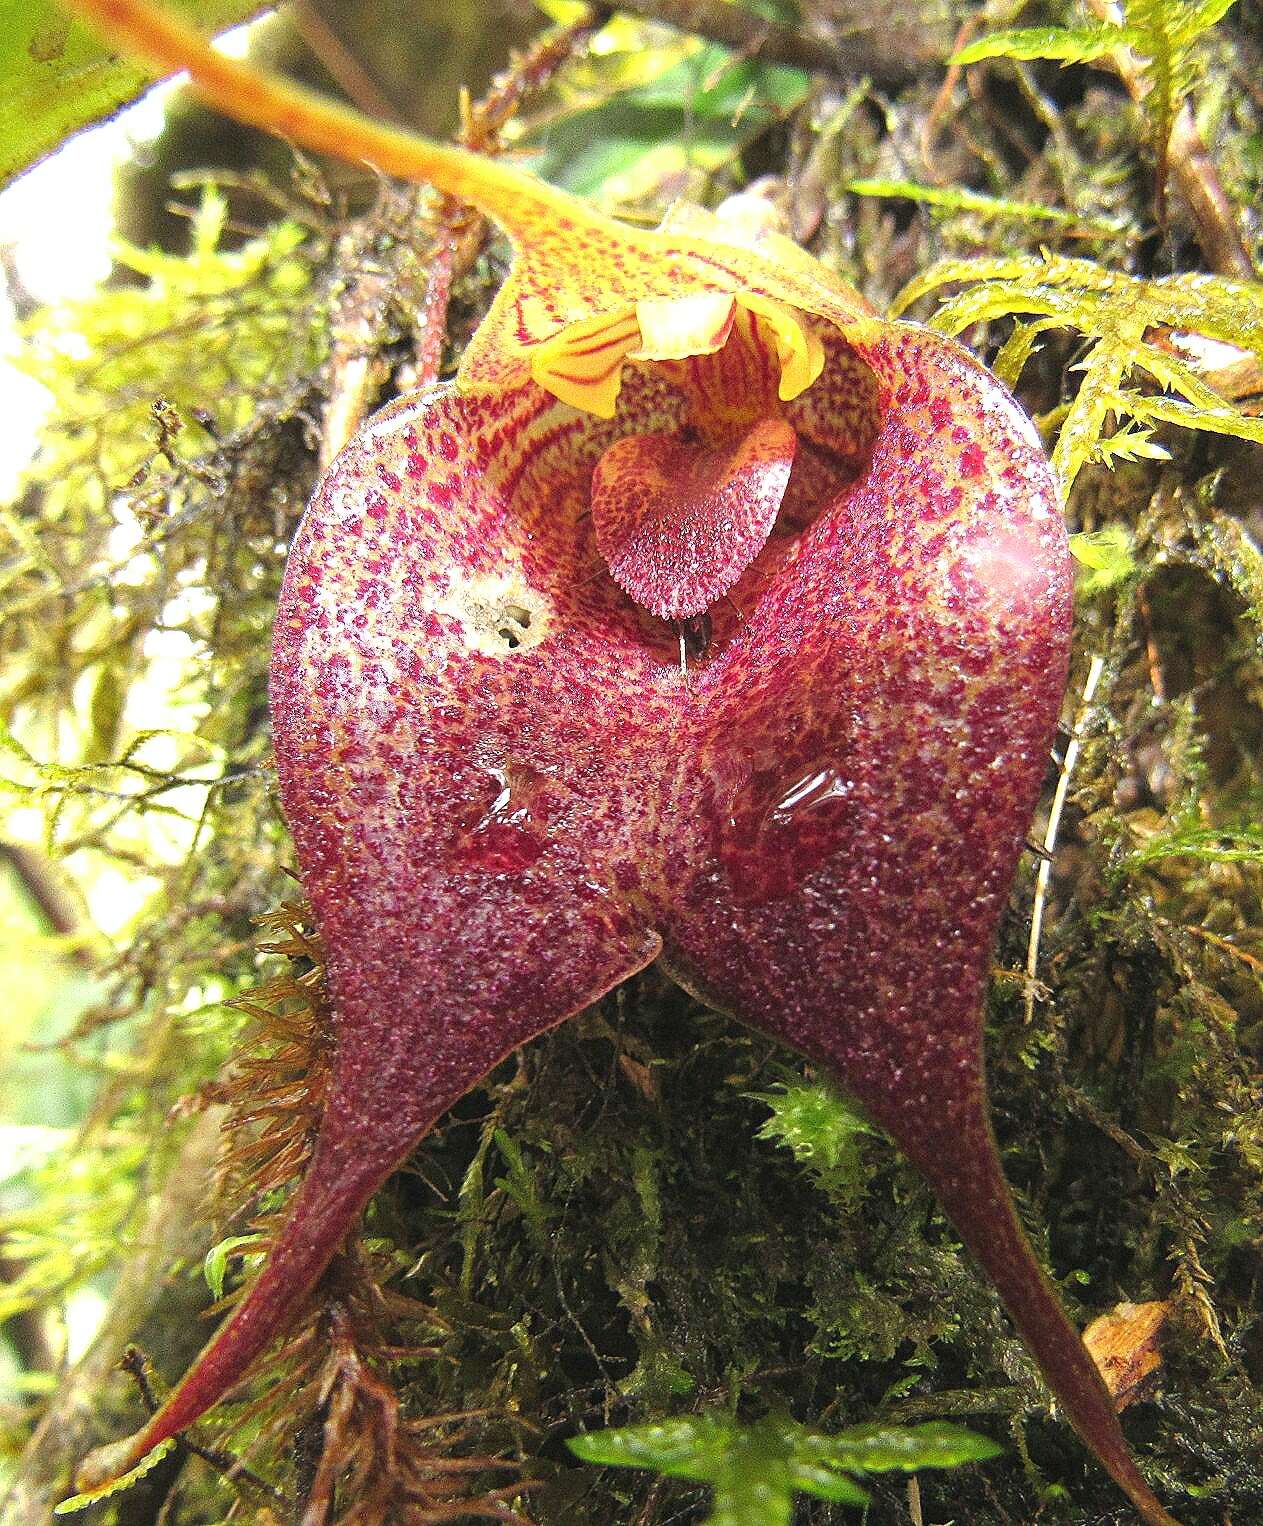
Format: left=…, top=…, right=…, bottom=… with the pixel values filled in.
left=915, top=1107, right=1178, bottom=1526
left=72, top=1118, right=403, bottom=1495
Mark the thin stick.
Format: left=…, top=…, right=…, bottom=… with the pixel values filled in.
left=65, top=0, right=608, bottom=242
left=412, top=11, right=601, bottom=390
left=319, top=11, right=600, bottom=454
left=1082, top=0, right=1254, bottom=278
left=120, top=1348, right=289, bottom=1507
left=1024, top=654, right=1105, bottom=1025
left=289, top=0, right=409, bottom=125
left=609, top=0, right=926, bottom=88
left=1164, top=104, right=1255, bottom=279
left=921, top=14, right=983, bottom=180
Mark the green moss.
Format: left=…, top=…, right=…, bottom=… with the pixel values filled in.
left=0, top=187, right=329, bottom=1402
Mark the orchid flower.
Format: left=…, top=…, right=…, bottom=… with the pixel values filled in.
left=64, top=3, right=1176, bottom=1521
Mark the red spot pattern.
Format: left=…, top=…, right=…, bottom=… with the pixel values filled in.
left=591, top=416, right=796, bottom=619
left=102, top=308, right=1173, bottom=1523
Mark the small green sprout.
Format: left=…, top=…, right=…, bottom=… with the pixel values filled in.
left=568, top=1412, right=1001, bottom=1524
left=749, top=1079, right=873, bottom=1176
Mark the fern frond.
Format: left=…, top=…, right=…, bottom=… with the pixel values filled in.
left=1122, top=0, right=1240, bottom=205
left=185, top=902, right=527, bottom=1522
left=992, top=319, right=1062, bottom=389
left=53, top=1440, right=177, bottom=1514
left=1133, top=344, right=1244, bottom=409
left=845, top=178, right=1122, bottom=233
left=890, top=252, right=1120, bottom=317
left=1145, top=270, right=1263, bottom=350
left=1120, top=390, right=1263, bottom=443
left=894, top=253, right=1263, bottom=496
left=1090, top=424, right=1173, bottom=466
left=920, top=284, right=1080, bottom=337
left=1124, top=0, right=1180, bottom=185
left=1052, top=345, right=1132, bottom=488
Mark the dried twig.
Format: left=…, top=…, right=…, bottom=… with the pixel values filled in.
left=290, top=0, right=410, bottom=125
left=120, top=1347, right=290, bottom=1509
left=4, top=1112, right=226, bottom=1526
left=411, top=12, right=603, bottom=388
left=1161, top=104, right=1256, bottom=278
left=0, top=841, right=95, bottom=966
left=1025, top=655, right=1106, bottom=1025
left=920, top=12, right=984, bottom=180
left=607, top=0, right=927, bottom=87
left=318, top=13, right=599, bottom=463
left=1083, top=0, right=1254, bottom=278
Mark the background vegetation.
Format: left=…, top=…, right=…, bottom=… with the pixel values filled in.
left=1, top=0, right=1261, bottom=1520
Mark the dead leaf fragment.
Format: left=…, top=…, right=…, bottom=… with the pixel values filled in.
left=1084, top=1300, right=1170, bottom=1412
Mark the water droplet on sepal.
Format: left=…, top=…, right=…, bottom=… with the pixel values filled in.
left=456, top=764, right=549, bottom=873
left=720, top=759, right=854, bottom=904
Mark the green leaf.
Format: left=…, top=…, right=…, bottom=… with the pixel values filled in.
left=1181, top=0, right=1240, bottom=34
left=1121, top=824, right=1263, bottom=867
left=892, top=253, right=1263, bottom=500
left=568, top=1413, right=998, bottom=1523
left=1121, top=391, right=1263, bottom=446
left=1052, top=343, right=1130, bottom=493
left=750, top=1080, right=872, bottom=1172
left=54, top=1439, right=176, bottom=1513
left=782, top=1462, right=869, bottom=1506
left=890, top=252, right=1120, bottom=317
left=925, top=283, right=1079, bottom=338
left=492, top=1126, right=554, bottom=1243
left=1120, top=0, right=1240, bottom=163
left=992, top=318, right=1059, bottom=389
left=846, top=178, right=1122, bottom=233
left=794, top=1421, right=1003, bottom=1473
left=1091, top=424, right=1173, bottom=467
left=952, top=22, right=1133, bottom=66
left=1070, top=526, right=1139, bottom=593
left=570, top=1415, right=862, bottom=1524
left=0, top=0, right=270, bottom=190
left=202, top=1232, right=265, bottom=1298
left=523, top=41, right=808, bottom=200
left=569, top=1415, right=738, bottom=1478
